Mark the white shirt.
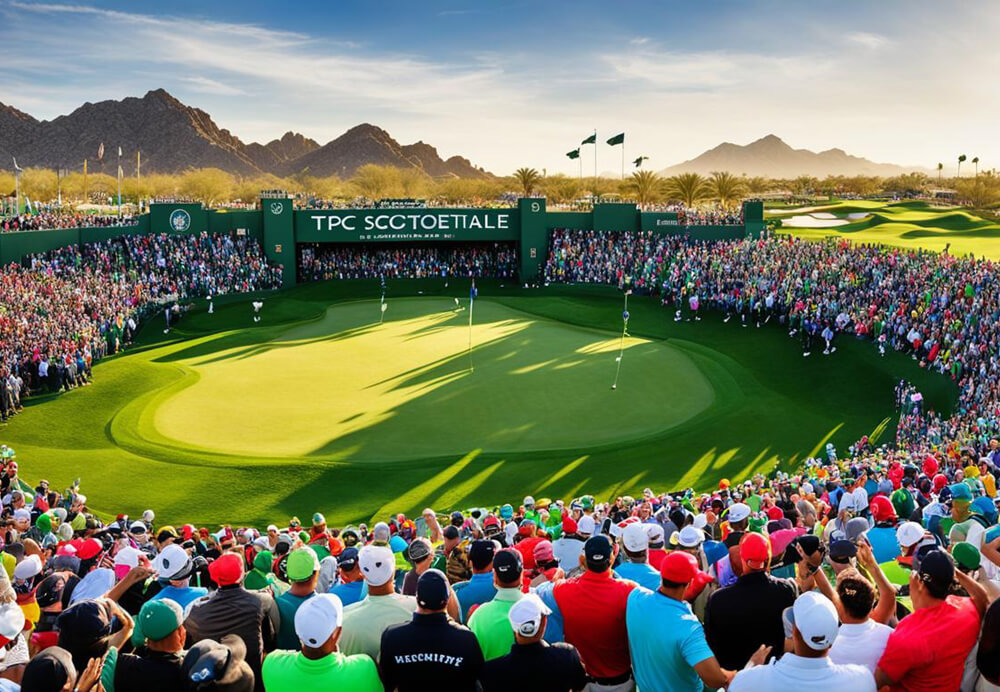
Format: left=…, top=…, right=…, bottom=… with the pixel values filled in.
left=828, top=620, right=893, bottom=672
left=551, top=536, right=585, bottom=571
left=729, top=653, right=876, bottom=692
left=839, top=487, right=869, bottom=514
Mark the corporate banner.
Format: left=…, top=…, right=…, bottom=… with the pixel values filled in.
left=295, top=208, right=520, bottom=243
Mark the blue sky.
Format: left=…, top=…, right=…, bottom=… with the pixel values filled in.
left=1, top=1, right=997, bottom=176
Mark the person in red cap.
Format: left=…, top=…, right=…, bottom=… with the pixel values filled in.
left=512, top=520, right=544, bottom=571
left=521, top=540, right=563, bottom=591
left=704, top=532, right=797, bottom=670
left=866, top=495, right=901, bottom=564
left=183, top=553, right=279, bottom=692
left=627, top=552, right=763, bottom=691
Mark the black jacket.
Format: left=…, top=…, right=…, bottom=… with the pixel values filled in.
left=704, top=569, right=798, bottom=669
left=481, top=641, right=588, bottom=692
left=379, top=612, right=484, bottom=691
left=184, top=585, right=279, bottom=692
left=114, top=649, right=185, bottom=692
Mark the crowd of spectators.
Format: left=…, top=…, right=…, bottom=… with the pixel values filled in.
left=0, top=232, right=281, bottom=422
left=0, top=431, right=995, bottom=691
left=639, top=204, right=744, bottom=225
left=0, top=214, right=138, bottom=233
left=299, top=243, right=518, bottom=282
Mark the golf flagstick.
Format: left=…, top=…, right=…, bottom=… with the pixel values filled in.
left=612, top=290, right=631, bottom=390
left=468, top=279, right=477, bottom=372
left=379, top=276, right=388, bottom=324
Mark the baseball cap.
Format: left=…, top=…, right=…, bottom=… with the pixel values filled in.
left=35, top=574, right=67, bottom=609
left=533, top=540, right=555, bottom=564
left=949, top=483, right=973, bottom=502
left=739, top=532, right=771, bottom=569
left=660, top=551, right=702, bottom=584
left=135, top=598, right=183, bottom=643
left=584, top=535, right=613, bottom=570
left=469, top=540, right=497, bottom=570
left=727, top=503, right=751, bottom=523
left=22, top=647, right=76, bottom=691
left=182, top=634, right=253, bottom=689
left=295, top=593, right=343, bottom=648
left=338, top=547, right=359, bottom=571
left=208, top=553, right=244, bottom=586
left=784, top=591, right=839, bottom=650
left=622, top=522, right=649, bottom=552
left=13, top=554, right=42, bottom=581
left=508, top=593, right=551, bottom=638
left=916, top=548, right=955, bottom=597
left=153, top=544, right=193, bottom=581
left=358, top=545, right=395, bottom=586
left=287, top=547, right=320, bottom=582
left=371, top=522, right=391, bottom=544
left=952, top=542, right=982, bottom=571
left=829, top=540, right=858, bottom=563
left=129, top=520, right=147, bottom=535
left=577, top=515, right=596, bottom=536
left=406, top=537, right=433, bottom=564
left=56, top=600, right=114, bottom=650
left=870, top=495, right=897, bottom=522
left=493, top=549, right=523, bottom=581
left=670, top=525, right=705, bottom=548
left=416, top=569, right=449, bottom=611
left=76, top=538, right=103, bottom=561
left=896, top=521, right=926, bottom=549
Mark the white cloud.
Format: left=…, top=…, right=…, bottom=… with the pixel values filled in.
left=180, top=77, right=246, bottom=96
left=629, top=37, right=650, bottom=45
left=846, top=32, right=890, bottom=49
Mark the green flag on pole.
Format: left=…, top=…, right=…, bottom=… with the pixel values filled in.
left=567, top=149, right=580, bottom=159
left=607, top=133, right=625, bottom=146
left=581, top=134, right=597, bottom=145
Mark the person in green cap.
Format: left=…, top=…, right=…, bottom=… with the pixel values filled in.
left=115, top=598, right=187, bottom=691
left=244, top=549, right=286, bottom=597
left=275, top=548, right=320, bottom=650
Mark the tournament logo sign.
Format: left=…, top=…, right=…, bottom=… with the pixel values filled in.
left=269, top=202, right=284, bottom=215
left=169, top=208, right=192, bottom=232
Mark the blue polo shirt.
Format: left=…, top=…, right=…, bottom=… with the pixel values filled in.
left=614, top=561, right=661, bottom=592
left=626, top=587, right=714, bottom=692
left=150, top=585, right=208, bottom=611
left=329, top=579, right=367, bottom=607
left=865, top=526, right=900, bottom=564
left=533, top=580, right=564, bottom=644
left=452, top=572, right=497, bottom=623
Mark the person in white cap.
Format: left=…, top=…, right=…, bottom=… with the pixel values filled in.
left=338, top=544, right=416, bottom=662
left=262, top=594, right=381, bottom=691
left=480, top=593, right=587, bottom=691
left=149, top=543, right=208, bottom=612
left=723, top=502, right=751, bottom=577
left=729, top=591, right=875, bottom=690
left=613, top=522, right=660, bottom=591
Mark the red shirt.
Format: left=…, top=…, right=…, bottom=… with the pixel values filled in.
left=513, top=536, right=544, bottom=570
left=878, top=595, right=981, bottom=692
left=554, top=569, right=637, bottom=679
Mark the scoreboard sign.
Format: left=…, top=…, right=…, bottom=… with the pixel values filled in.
left=296, top=209, right=519, bottom=243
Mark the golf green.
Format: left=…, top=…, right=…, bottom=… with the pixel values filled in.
left=2, top=280, right=958, bottom=527
left=151, top=298, right=713, bottom=460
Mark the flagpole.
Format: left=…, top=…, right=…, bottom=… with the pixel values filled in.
left=116, top=147, right=122, bottom=217
left=379, top=275, right=387, bottom=324
left=612, top=291, right=630, bottom=390
left=83, top=159, right=88, bottom=202
left=593, top=129, right=598, bottom=200
left=136, top=151, right=141, bottom=212
left=467, top=280, right=476, bottom=372
left=621, top=141, right=625, bottom=180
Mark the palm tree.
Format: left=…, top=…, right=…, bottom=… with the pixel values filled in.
left=744, top=176, right=771, bottom=195
left=958, top=154, right=967, bottom=178
left=973, top=156, right=980, bottom=177
left=513, top=167, right=542, bottom=196
left=708, top=171, right=746, bottom=208
left=666, top=173, right=709, bottom=207
left=629, top=170, right=661, bottom=206
left=937, top=162, right=943, bottom=182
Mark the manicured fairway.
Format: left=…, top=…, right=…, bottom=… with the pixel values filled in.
left=2, top=280, right=956, bottom=527
left=769, top=200, right=1000, bottom=258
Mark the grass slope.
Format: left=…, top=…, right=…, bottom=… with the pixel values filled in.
left=3, top=280, right=956, bottom=527
left=769, top=200, right=1000, bottom=258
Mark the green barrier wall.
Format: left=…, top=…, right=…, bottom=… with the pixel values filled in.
left=0, top=199, right=756, bottom=286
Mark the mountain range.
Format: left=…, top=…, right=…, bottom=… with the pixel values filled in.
left=0, top=89, right=491, bottom=179
left=659, top=134, right=924, bottom=178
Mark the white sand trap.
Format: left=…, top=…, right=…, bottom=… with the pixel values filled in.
left=781, top=215, right=850, bottom=228
left=765, top=205, right=829, bottom=216
left=847, top=213, right=870, bottom=220
left=812, top=212, right=838, bottom=219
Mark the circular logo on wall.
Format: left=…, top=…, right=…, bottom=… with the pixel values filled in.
left=269, top=202, right=284, bottom=215
left=169, top=209, right=191, bottom=232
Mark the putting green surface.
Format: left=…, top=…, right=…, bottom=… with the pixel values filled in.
left=1, top=280, right=958, bottom=527
left=152, top=299, right=712, bottom=460
left=769, top=200, right=1000, bottom=258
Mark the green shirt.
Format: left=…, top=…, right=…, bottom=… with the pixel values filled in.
left=262, top=650, right=381, bottom=692
left=275, top=591, right=315, bottom=650
left=467, top=587, right=524, bottom=660
left=339, top=592, right=418, bottom=662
